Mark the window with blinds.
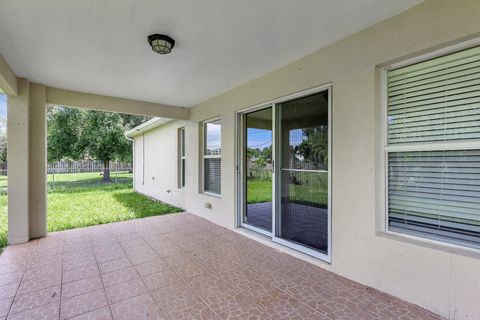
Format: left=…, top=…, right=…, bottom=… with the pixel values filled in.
left=203, top=119, right=221, bottom=195
left=386, top=45, right=480, bottom=249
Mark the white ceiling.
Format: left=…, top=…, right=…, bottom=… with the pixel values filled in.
left=0, top=0, right=422, bottom=107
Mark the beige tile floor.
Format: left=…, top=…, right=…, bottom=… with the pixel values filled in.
left=0, top=212, right=444, bottom=320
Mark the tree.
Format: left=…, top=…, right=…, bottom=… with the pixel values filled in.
left=79, top=111, right=131, bottom=181
left=0, top=135, right=7, bottom=165
left=47, top=106, right=151, bottom=182
left=296, top=127, right=328, bottom=169
left=261, top=145, right=272, bottom=162
left=120, top=114, right=151, bottom=130
left=47, top=106, right=86, bottom=162
left=246, top=147, right=262, bottom=161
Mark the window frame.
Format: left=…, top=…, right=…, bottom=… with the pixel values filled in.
left=178, top=127, right=186, bottom=189
left=378, top=39, right=480, bottom=256
left=201, top=117, right=222, bottom=197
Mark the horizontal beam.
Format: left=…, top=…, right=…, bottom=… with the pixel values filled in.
left=46, top=87, right=189, bottom=120
left=0, top=55, right=18, bottom=96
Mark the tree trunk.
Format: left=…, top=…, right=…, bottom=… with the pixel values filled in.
left=103, top=160, right=111, bottom=182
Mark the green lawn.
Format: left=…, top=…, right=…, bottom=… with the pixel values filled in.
left=0, top=172, right=182, bottom=250
left=0, top=175, right=7, bottom=194
left=246, top=179, right=273, bottom=204
left=247, top=174, right=328, bottom=207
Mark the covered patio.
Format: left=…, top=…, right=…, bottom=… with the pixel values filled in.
left=0, top=213, right=442, bottom=320
left=1, top=1, right=479, bottom=319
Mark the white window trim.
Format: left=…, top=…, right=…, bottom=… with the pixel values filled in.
left=142, top=133, right=145, bottom=186
left=200, top=117, right=221, bottom=197
left=235, top=102, right=274, bottom=239
left=377, top=40, right=480, bottom=259
left=178, top=127, right=185, bottom=189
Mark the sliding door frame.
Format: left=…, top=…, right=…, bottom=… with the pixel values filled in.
left=236, top=103, right=274, bottom=237
left=235, top=84, right=332, bottom=262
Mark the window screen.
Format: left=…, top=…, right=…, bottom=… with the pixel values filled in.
left=203, top=120, right=221, bottom=194
left=386, top=45, right=480, bottom=248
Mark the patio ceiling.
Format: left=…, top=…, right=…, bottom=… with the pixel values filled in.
left=0, top=0, right=422, bottom=107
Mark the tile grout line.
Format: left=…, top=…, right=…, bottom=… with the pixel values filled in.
left=145, top=221, right=220, bottom=318
left=227, top=237, right=344, bottom=318
left=56, top=232, right=109, bottom=320
left=56, top=228, right=144, bottom=319
left=7, top=240, right=65, bottom=318
left=139, top=225, right=222, bottom=319
left=236, top=236, right=436, bottom=319
left=172, top=226, right=237, bottom=304
left=191, top=231, right=327, bottom=318
left=58, top=236, right=67, bottom=320
left=138, top=225, right=192, bottom=318
left=169, top=263, right=222, bottom=319
left=116, top=217, right=414, bottom=319
left=89, top=231, right=115, bottom=320
left=5, top=240, right=39, bottom=319
left=55, top=238, right=108, bottom=319
left=113, top=227, right=169, bottom=319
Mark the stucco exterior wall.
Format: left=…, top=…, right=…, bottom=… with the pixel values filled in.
left=133, top=1, right=480, bottom=318
left=133, top=133, right=144, bottom=190
left=133, top=120, right=187, bottom=210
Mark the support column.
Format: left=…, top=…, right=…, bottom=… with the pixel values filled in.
left=7, top=79, right=30, bottom=244
left=29, top=83, right=47, bottom=239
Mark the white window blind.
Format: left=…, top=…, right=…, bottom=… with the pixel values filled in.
left=388, top=46, right=480, bottom=144
left=386, top=45, right=480, bottom=249
left=203, top=120, right=221, bottom=195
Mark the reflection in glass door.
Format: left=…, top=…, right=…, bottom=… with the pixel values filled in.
left=275, top=91, right=330, bottom=256
left=238, top=86, right=331, bottom=260
left=243, top=107, right=273, bottom=233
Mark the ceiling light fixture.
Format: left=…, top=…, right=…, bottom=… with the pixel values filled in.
left=148, top=34, right=175, bottom=55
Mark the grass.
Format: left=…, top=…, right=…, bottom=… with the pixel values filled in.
left=247, top=174, right=328, bottom=207
left=0, top=175, right=7, bottom=194
left=47, top=171, right=132, bottom=191
left=0, top=195, right=6, bottom=249
left=246, top=179, right=273, bottom=204
left=0, top=172, right=182, bottom=250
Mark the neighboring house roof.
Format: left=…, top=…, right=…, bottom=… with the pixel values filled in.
left=125, top=117, right=173, bottom=138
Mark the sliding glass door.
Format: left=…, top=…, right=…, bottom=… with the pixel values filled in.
left=274, top=91, right=330, bottom=256
left=238, top=86, right=331, bottom=260
left=242, top=107, right=273, bottom=234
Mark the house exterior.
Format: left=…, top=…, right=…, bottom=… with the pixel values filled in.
left=0, top=0, right=479, bottom=319
left=125, top=2, right=480, bottom=319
